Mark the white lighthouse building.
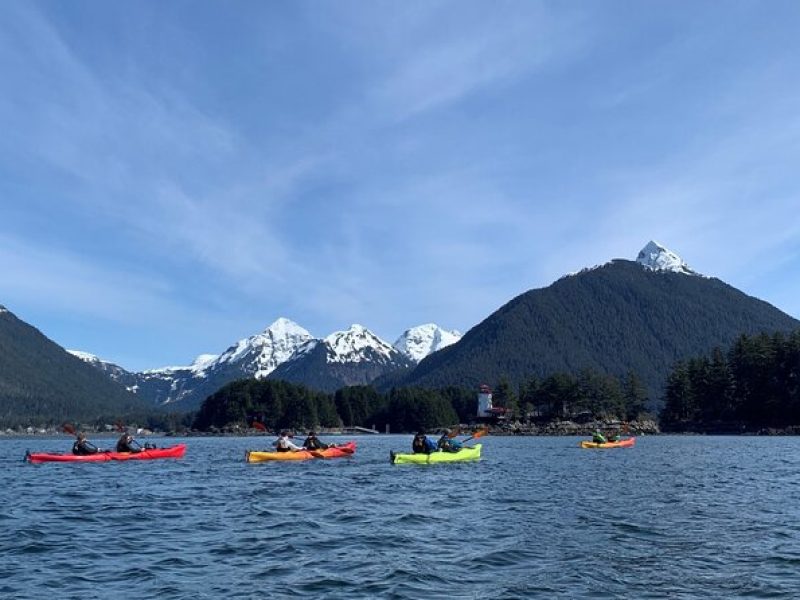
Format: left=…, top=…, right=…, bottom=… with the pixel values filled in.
left=477, top=384, right=493, bottom=417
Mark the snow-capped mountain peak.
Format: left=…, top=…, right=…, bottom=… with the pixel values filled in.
left=323, top=324, right=395, bottom=364
left=213, top=317, right=313, bottom=378
left=393, top=323, right=462, bottom=363
left=636, top=241, right=696, bottom=275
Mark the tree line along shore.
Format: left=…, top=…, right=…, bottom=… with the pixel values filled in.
left=3, top=330, right=799, bottom=436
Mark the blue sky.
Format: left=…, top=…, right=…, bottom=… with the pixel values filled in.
left=2, top=1, right=800, bottom=371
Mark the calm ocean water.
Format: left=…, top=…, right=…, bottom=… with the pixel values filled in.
left=2, top=434, right=800, bottom=599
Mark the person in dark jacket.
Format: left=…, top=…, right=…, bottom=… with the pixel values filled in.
left=412, top=431, right=437, bottom=454
left=116, top=433, right=142, bottom=453
left=302, top=431, right=329, bottom=451
left=72, top=432, right=101, bottom=455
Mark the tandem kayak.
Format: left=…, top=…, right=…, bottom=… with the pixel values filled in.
left=25, top=444, right=187, bottom=463
left=390, top=444, right=482, bottom=465
left=579, top=437, right=635, bottom=449
left=246, top=441, right=356, bottom=463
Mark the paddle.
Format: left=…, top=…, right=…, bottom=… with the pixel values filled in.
left=252, top=421, right=267, bottom=432
left=62, top=423, right=76, bottom=435
left=447, top=426, right=461, bottom=438
left=461, top=427, right=489, bottom=445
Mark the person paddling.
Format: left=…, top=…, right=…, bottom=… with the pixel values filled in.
left=437, top=430, right=463, bottom=453
left=592, top=430, right=608, bottom=445
left=72, top=432, right=101, bottom=455
left=273, top=431, right=302, bottom=452
left=116, top=432, right=143, bottom=453
left=302, top=431, right=329, bottom=451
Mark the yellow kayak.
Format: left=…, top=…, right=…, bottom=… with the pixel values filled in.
left=391, top=444, right=482, bottom=464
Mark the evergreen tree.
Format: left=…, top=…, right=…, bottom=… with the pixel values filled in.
left=661, top=362, right=695, bottom=428
left=622, top=370, right=648, bottom=420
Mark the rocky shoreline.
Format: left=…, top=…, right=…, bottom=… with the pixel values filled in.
left=484, top=418, right=661, bottom=436
left=7, top=419, right=800, bottom=437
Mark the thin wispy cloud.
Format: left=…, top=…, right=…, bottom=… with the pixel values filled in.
left=2, top=1, right=800, bottom=369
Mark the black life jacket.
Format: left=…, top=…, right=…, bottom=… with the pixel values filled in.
left=304, top=438, right=323, bottom=450
left=412, top=436, right=427, bottom=453
left=73, top=440, right=98, bottom=455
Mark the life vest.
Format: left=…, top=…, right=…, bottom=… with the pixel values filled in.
left=304, top=438, right=323, bottom=450
left=412, top=436, right=427, bottom=453
left=73, top=441, right=94, bottom=456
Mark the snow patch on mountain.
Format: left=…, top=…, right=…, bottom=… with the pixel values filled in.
left=393, top=323, right=462, bottom=362
left=323, top=324, right=396, bottom=364
left=636, top=241, right=697, bottom=275
left=69, top=349, right=103, bottom=363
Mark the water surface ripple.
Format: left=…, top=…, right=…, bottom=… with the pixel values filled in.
left=3, top=435, right=800, bottom=598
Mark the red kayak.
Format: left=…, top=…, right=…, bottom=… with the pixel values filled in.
left=25, top=444, right=187, bottom=463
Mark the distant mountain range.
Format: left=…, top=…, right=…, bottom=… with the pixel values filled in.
left=4, top=240, right=798, bottom=423
left=68, top=321, right=461, bottom=409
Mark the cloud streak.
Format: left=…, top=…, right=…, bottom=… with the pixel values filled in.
left=3, top=1, right=800, bottom=368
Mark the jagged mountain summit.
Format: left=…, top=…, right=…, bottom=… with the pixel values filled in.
left=73, top=319, right=460, bottom=407
left=393, top=323, right=462, bottom=363
left=269, top=324, right=413, bottom=392
left=636, top=240, right=696, bottom=275
left=196, top=317, right=313, bottom=379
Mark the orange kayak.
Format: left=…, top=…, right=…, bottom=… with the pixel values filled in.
left=246, top=441, right=356, bottom=463
left=580, top=437, right=635, bottom=449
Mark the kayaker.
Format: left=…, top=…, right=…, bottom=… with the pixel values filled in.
left=302, top=431, right=329, bottom=451
left=592, top=430, right=608, bottom=444
left=437, top=430, right=463, bottom=453
left=72, top=432, right=101, bottom=455
left=116, top=433, right=143, bottom=453
left=412, top=431, right=436, bottom=454
left=608, top=433, right=621, bottom=442
left=273, top=431, right=302, bottom=453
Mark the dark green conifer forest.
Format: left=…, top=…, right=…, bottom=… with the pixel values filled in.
left=661, top=331, right=800, bottom=431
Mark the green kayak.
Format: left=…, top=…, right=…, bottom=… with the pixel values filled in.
left=390, top=444, right=482, bottom=464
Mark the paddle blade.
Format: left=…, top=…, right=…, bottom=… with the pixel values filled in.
left=252, top=421, right=267, bottom=432
left=62, top=423, right=76, bottom=435
left=114, top=420, right=126, bottom=433
left=471, top=427, right=489, bottom=440
left=447, top=426, right=461, bottom=438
